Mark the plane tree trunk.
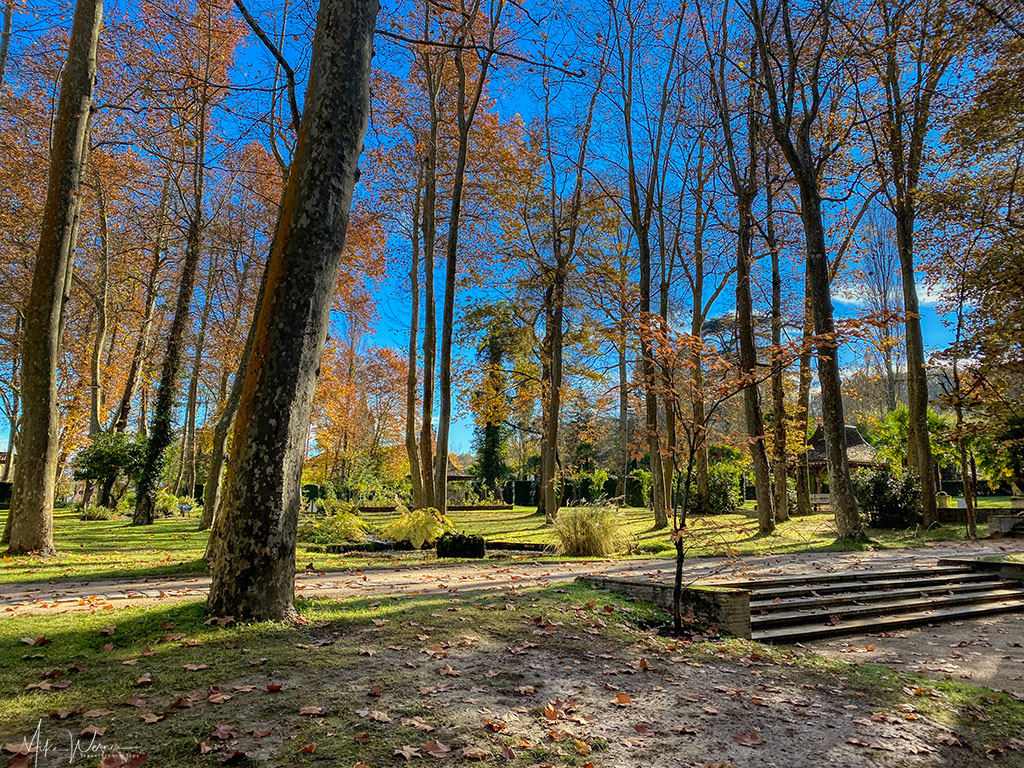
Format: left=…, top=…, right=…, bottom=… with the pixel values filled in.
left=207, top=0, right=379, bottom=621
left=8, top=0, right=102, bottom=555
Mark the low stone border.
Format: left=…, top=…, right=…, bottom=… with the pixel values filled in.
left=484, top=540, right=552, bottom=552
left=576, top=575, right=751, bottom=639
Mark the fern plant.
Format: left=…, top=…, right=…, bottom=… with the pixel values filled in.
left=383, top=507, right=455, bottom=548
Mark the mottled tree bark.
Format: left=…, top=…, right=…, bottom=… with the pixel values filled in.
left=8, top=0, right=102, bottom=555
left=207, top=0, right=379, bottom=621
left=690, top=159, right=710, bottom=510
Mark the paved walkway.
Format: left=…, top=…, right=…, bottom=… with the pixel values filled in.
left=3, top=539, right=1022, bottom=616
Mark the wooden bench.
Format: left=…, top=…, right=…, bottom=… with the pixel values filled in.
left=809, top=493, right=830, bottom=511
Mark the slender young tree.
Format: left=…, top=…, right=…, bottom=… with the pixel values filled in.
left=847, top=0, right=964, bottom=526
left=207, top=0, right=380, bottom=621
left=707, top=14, right=774, bottom=533
left=747, top=0, right=864, bottom=539
left=433, top=0, right=506, bottom=515
left=7, top=0, right=103, bottom=555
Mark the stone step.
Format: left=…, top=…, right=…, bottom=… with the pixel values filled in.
left=750, top=587, right=1024, bottom=629
left=722, top=565, right=969, bottom=591
left=749, top=578, right=1016, bottom=612
left=752, top=598, right=1024, bottom=644
left=743, top=571, right=993, bottom=599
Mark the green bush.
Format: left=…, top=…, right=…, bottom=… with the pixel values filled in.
left=436, top=532, right=486, bottom=558
left=77, top=503, right=116, bottom=521
left=698, top=462, right=742, bottom=515
left=117, top=492, right=136, bottom=515
left=852, top=468, right=922, bottom=529
left=626, top=469, right=651, bottom=507
left=382, top=507, right=455, bottom=548
left=552, top=504, right=625, bottom=557
left=297, top=511, right=368, bottom=545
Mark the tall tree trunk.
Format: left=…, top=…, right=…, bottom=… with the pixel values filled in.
left=1, top=396, right=15, bottom=483
left=405, top=176, right=424, bottom=509
left=540, top=263, right=565, bottom=523
left=134, top=202, right=205, bottom=524
left=0, top=0, right=14, bottom=89
left=660, top=272, right=677, bottom=514
left=87, top=171, right=110, bottom=436
left=690, top=206, right=709, bottom=511
left=618, top=324, right=629, bottom=503
left=638, top=228, right=667, bottom=528
left=134, top=60, right=213, bottom=525
left=201, top=320, right=255, bottom=537
left=8, top=0, right=102, bottom=555
left=434, top=24, right=500, bottom=515
left=794, top=290, right=814, bottom=517
left=896, top=210, right=937, bottom=526
left=735, top=183, right=774, bottom=533
left=765, top=162, right=789, bottom=522
left=207, top=0, right=379, bottom=620
left=799, top=183, right=863, bottom=539
left=181, top=257, right=218, bottom=498
left=110, top=173, right=170, bottom=433
left=417, top=30, right=439, bottom=511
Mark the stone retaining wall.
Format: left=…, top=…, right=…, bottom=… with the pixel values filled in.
left=577, top=575, right=751, bottom=639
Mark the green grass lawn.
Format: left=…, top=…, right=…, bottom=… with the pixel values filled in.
left=363, top=504, right=987, bottom=557
left=0, top=502, right=990, bottom=587
left=0, top=508, right=426, bottom=586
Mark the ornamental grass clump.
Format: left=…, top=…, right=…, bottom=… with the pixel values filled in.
left=552, top=504, right=626, bottom=557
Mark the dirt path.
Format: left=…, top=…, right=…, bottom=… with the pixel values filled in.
left=4, top=539, right=1021, bottom=616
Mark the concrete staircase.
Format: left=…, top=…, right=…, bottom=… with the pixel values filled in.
left=733, top=565, right=1024, bottom=644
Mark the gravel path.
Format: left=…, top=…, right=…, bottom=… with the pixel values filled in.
left=4, top=539, right=1021, bottom=616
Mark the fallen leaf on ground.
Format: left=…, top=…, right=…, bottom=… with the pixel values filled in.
left=395, top=745, right=421, bottom=760
left=733, top=731, right=765, bottom=747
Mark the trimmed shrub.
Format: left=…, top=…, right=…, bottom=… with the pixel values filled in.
left=852, top=468, right=922, bottom=529
left=436, top=532, right=486, bottom=558
left=383, top=507, right=455, bottom=548
left=625, top=469, right=651, bottom=507
left=297, top=511, right=368, bottom=545
left=552, top=504, right=625, bottom=557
